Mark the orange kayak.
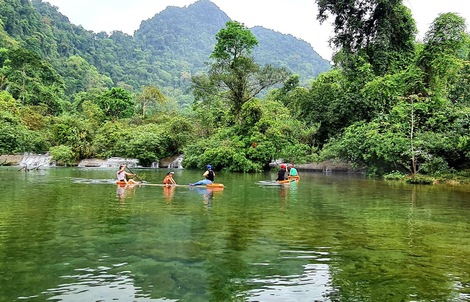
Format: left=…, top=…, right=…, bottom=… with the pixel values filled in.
left=206, top=183, right=224, bottom=188
left=116, top=181, right=224, bottom=189
left=276, top=179, right=296, bottom=184
left=116, top=180, right=140, bottom=186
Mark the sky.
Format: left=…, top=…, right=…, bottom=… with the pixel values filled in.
left=44, top=0, right=469, bottom=61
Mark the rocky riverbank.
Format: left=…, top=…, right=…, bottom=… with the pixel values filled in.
left=270, top=160, right=363, bottom=173
left=1, top=154, right=362, bottom=173
left=0, top=155, right=23, bottom=165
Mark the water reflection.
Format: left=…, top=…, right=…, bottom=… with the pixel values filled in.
left=279, top=186, right=287, bottom=210
left=116, top=183, right=138, bottom=203
left=2, top=168, right=470, bottom=301
left=162, top=185, right=175, bottom=204
left=244, top=263, right=333, bottom=301
left=189, top=187, right=223, bottom=209
left=241, top=249, right=334, bottom=301
left=43, top=264, right=177, bottom=302
left=190, top=187, right=216, bottom=209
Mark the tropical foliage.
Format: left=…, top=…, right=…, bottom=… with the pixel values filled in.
left=0, top=0, right=469, bottom=178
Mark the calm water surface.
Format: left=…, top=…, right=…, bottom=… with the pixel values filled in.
left=0, top=167, right=469, bottom=302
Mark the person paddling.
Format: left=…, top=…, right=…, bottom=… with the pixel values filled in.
left=163, top=171, right=177, bottom=185
left=117, top=164, right=137, bottom=184
left=190, top=164, right=215, bottom=186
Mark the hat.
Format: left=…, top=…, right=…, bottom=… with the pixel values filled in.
left=207, top=164, right=212, bottom=169
left=170, top=171, right=175, bottom=174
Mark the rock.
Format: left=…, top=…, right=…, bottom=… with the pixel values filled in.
left=0, top=154, right=23, bottom=166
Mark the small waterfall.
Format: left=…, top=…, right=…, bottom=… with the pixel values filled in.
left=102, top=157, right=139, bottom=168
left=77, top=157, right=139, bottom=168
left=168, top=155, right=184, bottom=169
left=18, top=153, right=52, bottom=170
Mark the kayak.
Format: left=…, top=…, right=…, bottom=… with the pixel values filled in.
left=116, top=181, right=224, bottom=189
left=198, top=183, right=224, bottom=188
left=116, top=180, right=141, bottom=186
left=257, top=179, right=296, bottom=186
left=277, top=178, right=297, bottom=184
left=190, top=185, right=225, bottom=193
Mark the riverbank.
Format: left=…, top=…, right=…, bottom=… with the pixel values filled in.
left=384, top=170, right=470, bottom=185
left=0, top=154, right=23, bottom=165
left=2, top=154, right=469, bottom=185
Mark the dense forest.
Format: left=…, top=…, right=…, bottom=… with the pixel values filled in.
left=0, top=0, right=469, bottom=182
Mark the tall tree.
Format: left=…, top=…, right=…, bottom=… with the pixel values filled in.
left=1, top=47, right=64, bottom=114
left=316, top=0, right=416, bottom=75
left=136, top=85, right=167, bottom=117
left=417, top=13, right=469, bottom=98
left=95, top=87, right=134, bottom=120
left=191, top=21, right=290, bottom=125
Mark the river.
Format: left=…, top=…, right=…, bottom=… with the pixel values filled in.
left=0, top=167, right=469, bottom=301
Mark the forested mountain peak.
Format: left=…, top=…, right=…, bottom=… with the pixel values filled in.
left=135, top=0, right=229, bottom=64
left=1, top=0, right=330, bottom=102
left=134, top=0, right=330, bottom=86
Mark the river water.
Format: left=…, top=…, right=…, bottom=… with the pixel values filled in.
left=0, top=167, right=469, bottom=302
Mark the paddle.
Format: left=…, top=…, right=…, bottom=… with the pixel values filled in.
left=125, top=166, right=143, bottom=183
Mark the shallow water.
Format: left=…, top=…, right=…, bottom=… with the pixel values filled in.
left=0, top=167, right=469, bottom=302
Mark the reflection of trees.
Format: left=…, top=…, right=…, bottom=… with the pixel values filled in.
left=0, top=172, right=134, bottom=300
left=205, top=204, right=263, bottom=301
left=324, top=183, right=465, bottom=301
left=3, top=170, right=470, bottom=301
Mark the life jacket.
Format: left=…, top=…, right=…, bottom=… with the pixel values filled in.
left=276, top=168, right=286, bottom=181
left=206, top=170, right=215, bottom=181
left=163, top=175, right=173, bottom=184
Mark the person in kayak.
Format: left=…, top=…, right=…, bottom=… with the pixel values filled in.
left=289, top=164, right=298, bottom=177
left=117, top=164, right=138, bottom=184
left=190, top=164, right=215, bottom=186
left=163, top=171, right=177, bottom=185
left=276, top=164, right=287, bottom=181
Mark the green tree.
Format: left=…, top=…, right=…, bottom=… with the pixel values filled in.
left=0, top=111, right=44, bottom=154
left=417, top=13, right=469, bottom=98
left=0, top=47, right=64, bottom=114
left=49, top=145, right=75, bottom=166
left=62, top=55, right=113, bottom=95
left=184, top=99, right=314, bottom=172
left=92, top=121, right=127, bottom=159
left=118, top=124, right=165, bottom=166
left=136, top=85, right=167, bottom=117
left=316, top=0, right=416, bottom=75
left=191, top=21, right=290, bottom=125
left=95, top=87, right=134, bottom=120
left=48, top=114, right=95, bottom=159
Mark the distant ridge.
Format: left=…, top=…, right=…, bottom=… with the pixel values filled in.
left=134, top=0, right=331, bottom=84
left=2, top=0, right=330, bottom=104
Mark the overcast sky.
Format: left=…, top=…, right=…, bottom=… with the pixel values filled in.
left=44, top=0, right=469, bottom=61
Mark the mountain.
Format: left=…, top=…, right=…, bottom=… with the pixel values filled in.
left=1, top=0, right=331, bottom=106
left=251, top=26, right=330, bottom=81
left=134, top=0, right=330, bottom=86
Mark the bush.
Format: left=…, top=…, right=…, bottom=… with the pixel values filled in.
left=50, top=145, right=75, bottom=166
left=383, top=171, right=406, bottom=180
